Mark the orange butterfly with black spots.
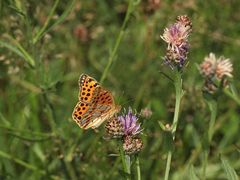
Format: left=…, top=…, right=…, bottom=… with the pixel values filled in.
left=72, top=74, right=121, bottom=129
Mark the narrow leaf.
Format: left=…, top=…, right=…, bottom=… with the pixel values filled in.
left=0, top=149, right=45, bottom=174
left=221, top=156, right=239, bottom=180
left=0, top=39, right=35, bottom=67
left=33, top=0, right=60, bottom=44
left=33, top=0, right=76, bottom=44
left=0, top=40, right=25, bottom=59
left=189, top=165, right=200, bottom=180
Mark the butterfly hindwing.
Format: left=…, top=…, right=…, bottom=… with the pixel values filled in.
left=72, top=101, right=91, bottom=127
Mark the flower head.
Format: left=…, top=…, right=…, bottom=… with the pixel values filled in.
left=199, top=53, right=233, bottom=94
left=105, top=108, right=143, bottom=154
left=199, top=53, right=217, bottom=78
left=140, top=107, right=152, bottom=118
left=105, top=108, right=142, bottom=137
left=199, top=53, right=233, bottom=80
left=123, top=136, right=143, bottom=155
left=161, top=15, right=192, bottom=69
left=215, top=57, right=233, bottom=79
left=118, top=108, right=142, bottom=136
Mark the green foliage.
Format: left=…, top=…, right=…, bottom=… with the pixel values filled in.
left=221, top=156, right=239, bottom=180
left=0, top=0, right=239, bottom=179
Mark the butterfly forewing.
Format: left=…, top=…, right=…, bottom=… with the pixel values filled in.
left=78, top=74, right=100, bottom=103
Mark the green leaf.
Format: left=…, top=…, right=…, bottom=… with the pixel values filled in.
left=33, top=144, right=45, bottom=162
left=0, top=113, right=11, bottom=127
left=221, top=156, right=239, bottom=180
left=8, top=5, right=26, bottom=17
left=0, top=149, right=45, bottom=174
left=33, top=0, right=60, bottom=44
left=0, top=40, right=25, bottom=59
left=189, top=165, right=200, bottom=180
left=162, top=131, right=174, bottom=152
left=33, top=0, right=76, bottom=44
left=229, top=83, right=239, bottom=98
left=0, top=40, right=35, bottom=67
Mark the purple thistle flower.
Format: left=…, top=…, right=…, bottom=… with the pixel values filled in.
left=161, top=15, right=192, bottom=70
left=118, top=108, right=142, bottom=136
left=105, top=108, right=144, bottom=154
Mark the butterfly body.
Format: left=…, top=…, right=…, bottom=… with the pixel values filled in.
left=72, top=74, right=120, bottom=129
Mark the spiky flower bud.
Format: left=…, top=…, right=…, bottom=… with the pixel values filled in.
left=105, top=116, right=124, bottom=138
left=176, top=15, right=192, bottom=30
left=123, top=136, right=143, bottom=155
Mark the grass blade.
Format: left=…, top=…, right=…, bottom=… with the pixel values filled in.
left=0, top=149, right=46, bottom=174
left=0, top=39, right=35, bottom=67
left=33, top=0, right=76, bottom=44
left=33, top=0, right=59, bottom=44
left=221, top=156, right=239, bottom=180
left=189, top=165, right=200, bottom=180
left=0, top=40, right=25, bottom=59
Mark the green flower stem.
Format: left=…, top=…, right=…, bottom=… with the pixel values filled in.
left=202, top=150, right=208, bottom=180
left=164, top=71, right=183, bottom=180
left=33, top=0, right=59, bottom=44
left=224, top=88, right=240, bottom=106
left=100, top=0, right=134, bottom=83
left=207, top=100, right=217, bottom=143
left=136, top=155, right=141, bottom=180
left=119, top=144, right=131, bottom=180
left=202, top=100, right=217, bottom=180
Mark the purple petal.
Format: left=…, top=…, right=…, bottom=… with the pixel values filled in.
left=116, top=107, right=142, bottom=136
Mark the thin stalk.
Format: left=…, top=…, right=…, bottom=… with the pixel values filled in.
left=202, top=100, right=217, bottom=180
left=0, top=149, right=46, bottom=174
left=224, top=89, right=240, bottom=106
left=119, top=144, right=131, bottom=180
left=171, top=72, right=182, bottom=139
left=33, top=0, right=60, bottom=44
left=164, top=151, right=172, bottom=180
left=100, top=0, right=134, bottom=83
left=164, top=71, right=183, bottom=180
left=207, top=101, right=217, bottom=143
left=43, top=93, right=78, bottom=180
left=202, top=150, right=208, bottom=180
left=136, top=156, right=141, bottom=180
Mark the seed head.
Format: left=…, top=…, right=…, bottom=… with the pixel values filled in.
left=123, top=136, right=143, bottom=155
left=199, top=53, right=233, bottom=94
left=140, top=107, right=152, bottom=118
left=105, top=116, right=124, bottom=138
left=200, top=53, right=233, bottom=80
left=215, top=57, right=233, bottom=80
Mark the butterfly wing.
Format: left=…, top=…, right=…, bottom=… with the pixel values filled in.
left=72, top=74, right=120, bottom=129
left=83, top=87, right=120, bottom=129
left=78, top=74, right=100, bottom=102
left=72, top=101, right=91, bottom=128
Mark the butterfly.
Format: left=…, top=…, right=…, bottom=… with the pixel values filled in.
left=72, top=74, right=121, bottom=129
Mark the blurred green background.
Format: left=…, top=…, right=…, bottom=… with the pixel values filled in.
left=0, top=0, right=239, bottom=179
